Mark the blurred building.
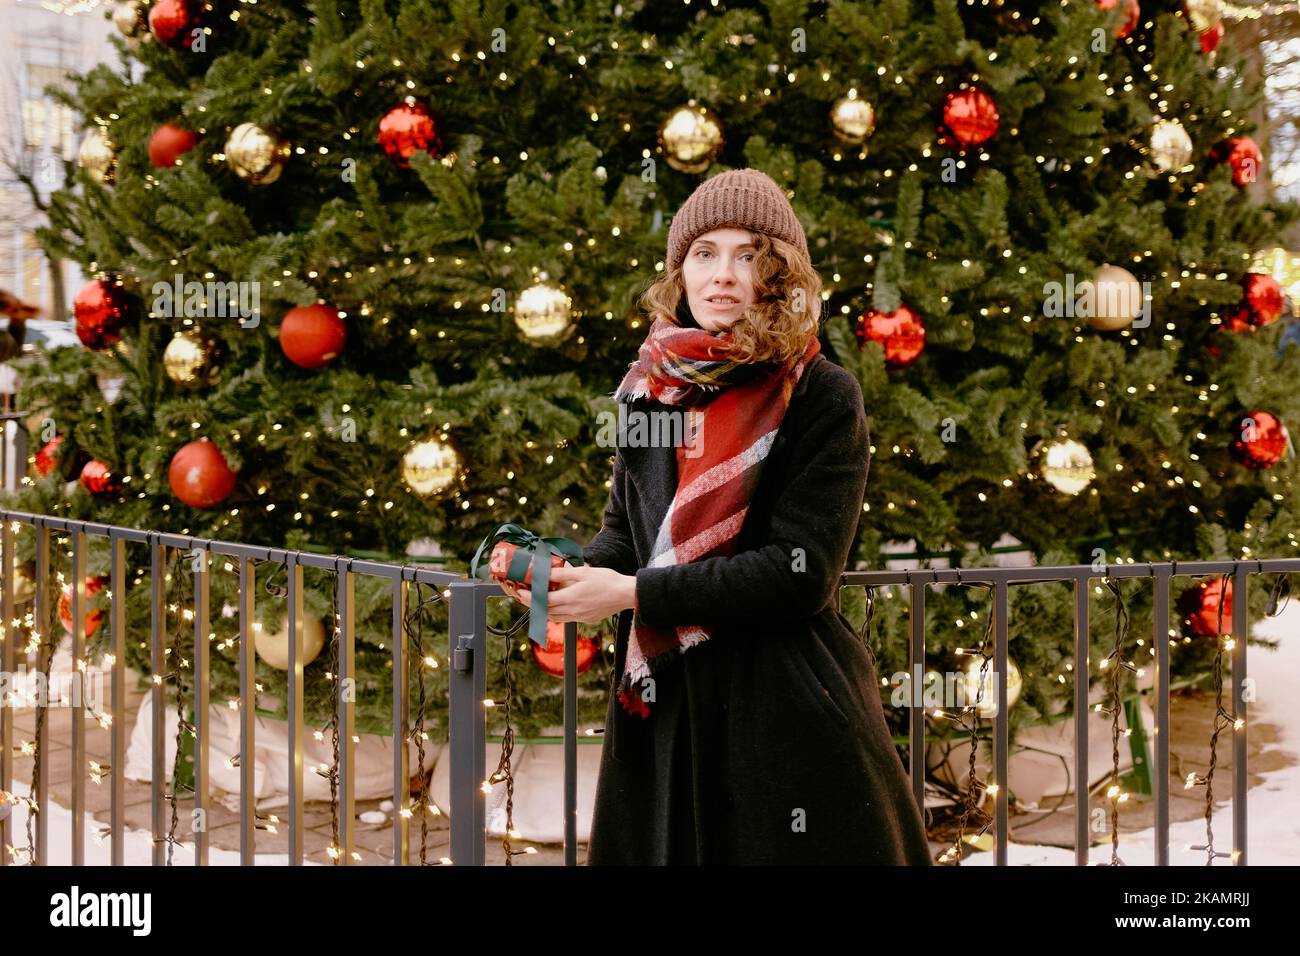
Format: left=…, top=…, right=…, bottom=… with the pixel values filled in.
left=0, top=0, right=116, bottom=321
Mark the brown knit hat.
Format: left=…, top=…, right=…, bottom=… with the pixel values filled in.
left=665, top=168, right=810, bottom=272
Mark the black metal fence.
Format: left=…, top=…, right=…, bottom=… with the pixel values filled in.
left=0, top=507, right=1290, bottom=865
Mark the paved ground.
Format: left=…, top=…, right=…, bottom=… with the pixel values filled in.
left=4, top=678, right=1283, bottom=866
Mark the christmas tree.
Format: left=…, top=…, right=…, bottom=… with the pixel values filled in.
left=3, top=0, right=1297, bottom=746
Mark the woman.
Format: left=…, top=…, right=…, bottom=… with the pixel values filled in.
left=513, top=168, right=933, bottom=865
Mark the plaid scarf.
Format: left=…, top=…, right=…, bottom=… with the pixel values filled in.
left=611, top=315, right=821, bottom=718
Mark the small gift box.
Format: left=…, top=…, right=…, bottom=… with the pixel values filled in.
left=488, top=541, right=564, bottom=591
left=469, top=523, right=586, bottom=647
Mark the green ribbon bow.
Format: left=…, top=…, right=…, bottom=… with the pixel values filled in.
left=470, top=523, right=586, bottom=646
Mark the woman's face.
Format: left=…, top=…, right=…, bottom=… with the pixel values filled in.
left=681, top=227, right=757, bottom=333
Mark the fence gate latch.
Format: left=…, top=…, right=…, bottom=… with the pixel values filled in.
left=452, top=634, right=474, bottom=673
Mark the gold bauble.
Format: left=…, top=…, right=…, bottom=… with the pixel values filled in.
left=513, top=282, right=574, bottom=343
left=1185, top=0, right=1222, bottom=32
left=112, top=0, right=145, bottom=37
left=253, top=613, right=326, bottom=670
left=78, top=126, right=117, bottom=184
left=224, top=123, right=291, bottom=185
left=658, top=104, right=724, bottom=174
left=963, top=655, right=1022, bottom=718
left=830, top=94, right=876, bottom=145
left=401, top=437, right=460, bottom=498
left=1085, top=263, right=1144, bottom=331
left=1150, top=119, right=1193, bottom=173
left=163, top=330, right=221, bottom=387
left=1035, top=437, right=1096, bottom=495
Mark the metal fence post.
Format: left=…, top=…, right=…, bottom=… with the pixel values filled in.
left=1232, top=563, right=1249, bottom=865
left=193, top=545, right=210, bottom=866
left=70, top=528, right=86, bottom=866
left=287, top=552, right=305, bottom=865
left=238, top=556, right=256, bottom=864
left=993, top=580, right=1009, bottom=867
left=392, top=572, right=410, bottom=866
left=336, top=558, right=356, bottom=865
left=564, top=620, right=577, bottom=866
left=1153, top=566, right=1171, bottom=865
left=150, top=536, right=165, bottom=866
left=448, top=580, right=487, bottom=866
left=110, top=531, right=127, bottom=865
left=0, top=520, right=13, bottom=866
left=1073, top=573, right=1090, bottom=866
left=33, top=521, right=49, bottom=865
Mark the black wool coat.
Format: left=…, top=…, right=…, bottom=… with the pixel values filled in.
left=582, top=348, right=934, bottom=865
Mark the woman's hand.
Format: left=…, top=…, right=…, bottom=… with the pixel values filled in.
left=509, top=565, right=636, bottom=624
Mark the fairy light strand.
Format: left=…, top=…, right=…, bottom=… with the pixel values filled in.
left=1096, top=577, right=1135, bottom=867
left=324, top=574, right=342, bottom=864
left=1185, top=572, right=1238, bottom=865
left=935, top=569, right=997, bottom=866
left=484, top=595, right=545, bottom=863
left=165, top=550, right=195, bottom=866
left=23, top=556, right=58, bottom=866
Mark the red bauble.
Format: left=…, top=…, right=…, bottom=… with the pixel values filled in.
left=80, top=459, right=125, bottom=496
left=59, top=575, right=109, bottom=638
left=1200, top=22, right=1224, bottom=53
left=378, top=101, right=443, bottom=168
left=855, top=305, right=926, bottom=367
left=148, top=0, right=202, bottom=48
left=73, top=280, right=129, bottom=350
left=1096, top=0, right=1141, bottom=39
left=1185, top=0, right=1224, bottom=52
left=531, top=621, right=598, bottom=678
left=1240, top=272, right=1284, bottom=328
left=168, top=439, right=237, bottom=508
left=35, top=436, right=90, bottom=480
left=279, top=304, right=346, bottom=368
left=1177, top=578, right=1233, bottom=638
left=148, top=122, right=203, bottom=168
left=939, top=88, right=999, bottom=150
left=1229, top=411, right=1289, bottom=469
left=34, top=435, right=64, bottom=478
left=1212, top=136, right=1262, bottom=187
left=1223, top=273, right=1284, bottom=334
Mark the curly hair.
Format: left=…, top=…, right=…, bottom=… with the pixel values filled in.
left=636, top=230, right=822, bottom=368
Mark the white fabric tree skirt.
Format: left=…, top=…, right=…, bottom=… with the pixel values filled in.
left=124, top=693, right=601, bottom=843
